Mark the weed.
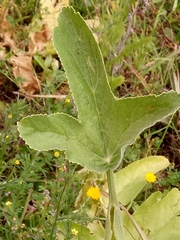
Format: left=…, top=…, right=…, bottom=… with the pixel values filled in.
left=1, top=0, right=180, bottom=239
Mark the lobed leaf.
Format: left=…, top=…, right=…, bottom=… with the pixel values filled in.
left=18, top=7, right=180, bottom=172
left=123, top=188, right=180, bottom=240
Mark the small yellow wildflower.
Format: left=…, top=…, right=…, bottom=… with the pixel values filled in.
left=14, top=159, right=20, bottom=165
left=54, top=151, right=60, bottom=158
left=65, top=98, right=70, bottom=103
left=145, top=172, right=156, bottom=183
left=71, top=228, right=78, bottom=235
left=5, top=135, right=9, bottom=139
left=5, top=201, right=12, bottom=207
left=86, top=186, right=101, bottom=200
left=8, top=114, right=12, bottom=119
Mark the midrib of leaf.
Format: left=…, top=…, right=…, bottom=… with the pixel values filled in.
left=53, top=7, right=115, bottom=158
left=60, top=43, right=110, bottom=156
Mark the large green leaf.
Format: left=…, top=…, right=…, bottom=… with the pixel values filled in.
left=123, top=188, right=180, bottom=240
left=18, top=7, right=180, bottom=172
left=114, top=156, right=169, bottom=205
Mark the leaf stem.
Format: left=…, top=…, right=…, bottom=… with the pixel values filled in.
left=105, top=169, right=124, bottom=240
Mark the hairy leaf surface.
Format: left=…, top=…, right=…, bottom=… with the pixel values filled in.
left=18, top=7, right=180, bottom=172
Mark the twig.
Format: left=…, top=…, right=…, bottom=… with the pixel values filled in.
left=13, top=91, right=67, bottom=99
left=19, top=188, right=33, bottom=227
left=123, top=60, right=150, bottom=92
left=112, top=0, right=142, bottom=76
left=115, top=1, right=141, bottom=56
left=119, top=203, right=149, bottom=240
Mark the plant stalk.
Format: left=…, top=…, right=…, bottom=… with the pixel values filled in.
left=105, top=169, right=124, bottom=240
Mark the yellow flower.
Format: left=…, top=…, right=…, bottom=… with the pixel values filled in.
left=145, top=172, right=156, bottom=183
left=86, top=186, right=101, bottom=200
left=71, top=228, right=78, bottom=235
left=5, top=135, right=9, bottom=139
left=65, top=98, right=70, bottom=103
left=8, top=114, right=12, bottom=119
left=54, top=151, right=60, bottom=158
left=5, top=201, right=12, bottom=207
left=14, top=159, right=20, bottom=165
